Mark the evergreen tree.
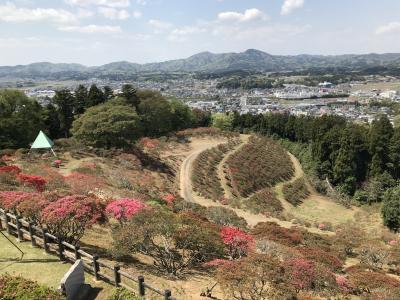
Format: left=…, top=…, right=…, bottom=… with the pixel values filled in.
left=43, top=103, right=61, bottom=139
left=87, top=84, right=105, bottom=108
left=74, top=85, right=88, bottom=115
left=382, top=185, right=400, bottom=231
left=389, top=127, right=400, bottom=179
left=369, top=115, right=394, bottom=176
left=103, top=86, right=114, bottom=101
left=52, top=89, right=74, bottom=138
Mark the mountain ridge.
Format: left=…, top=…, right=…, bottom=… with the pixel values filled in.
left=2, top=49, right=400, bottom=78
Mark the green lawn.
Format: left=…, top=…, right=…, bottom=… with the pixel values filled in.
left=0, top=231, right=71, bottom=288
left=0, top=231, right=114, bottom=299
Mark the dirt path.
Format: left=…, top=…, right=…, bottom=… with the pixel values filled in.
left=179, top=139, right=226, bottom=203
left=179, top=136, right=330, bottom=234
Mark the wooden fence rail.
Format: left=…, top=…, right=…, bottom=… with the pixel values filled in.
left=0, top=208, right=176, bottom=300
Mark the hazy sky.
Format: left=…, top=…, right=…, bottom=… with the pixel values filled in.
left=1, top=0, right=400, bottom=65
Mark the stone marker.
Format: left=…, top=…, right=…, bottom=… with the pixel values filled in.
left=60, top=260, right=88, bottom=300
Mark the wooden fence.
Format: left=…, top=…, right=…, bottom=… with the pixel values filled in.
left=0, top=208, right=176, bottom=300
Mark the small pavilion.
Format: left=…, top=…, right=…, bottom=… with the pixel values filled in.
left=30, top=130, right=56, bottom=157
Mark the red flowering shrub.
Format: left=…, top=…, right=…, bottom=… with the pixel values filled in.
left=220, top=226, right=254, bottom=259
left=105, top=199, right=146, bottom=223
left=283, top=258, right=317, bottom=291
left=16, top=194, right=50, bottom=225
left=41, top=195, right=105, bottom=244
left=17, top=173, right=47, bottom=192
left=162, top=194, right=175, bottom=205
left=139, top=137, right=161, bottom=149
left=0, top=165, right=21, bottom=174
left=0, top=191, right=42, bottom=211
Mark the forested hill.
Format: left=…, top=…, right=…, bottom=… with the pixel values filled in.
left=3, top=49, right=400, bottom=79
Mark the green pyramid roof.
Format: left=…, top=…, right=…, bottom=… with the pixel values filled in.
left=31, top=131, right=54, bottom=149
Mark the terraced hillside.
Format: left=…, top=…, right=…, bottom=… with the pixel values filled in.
left=225, top=136, right=294, bottom=198
left=191, top=138, right=241, bottom=201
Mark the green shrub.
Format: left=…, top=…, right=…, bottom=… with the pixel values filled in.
left=0, top=274, right=65, bottom=300
left=107, top=288, right=141, bottom=300
left=283, top=178, right=310, bottom=206
left=205, top=206, right=248, bottom=229
left=244, top=189, right=282, bottom=216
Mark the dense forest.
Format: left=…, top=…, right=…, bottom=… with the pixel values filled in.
left=0, top=85, right=210, bottom=149
left=231, top=113, right=399, bottom=196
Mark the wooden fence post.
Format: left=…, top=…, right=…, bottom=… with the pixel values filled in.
left=113, top=264, right=121, bottom=287
left=42, top=228, right=49, bottom=253
left=138, top=276, right=145, bottom=296
left=15, top=216, right=23, bottom=241
left=58, top=239, right=65, bottom=261
left=74, top=245, right=81, bottom=260
left=0, top=211, right=3, bottom=231
left=28, top=222, right=36, bottom=247
left=5, top=212, right=11, bottom=235
left=164, top=289, right=172, bottom=300
left=93, top=255, right=100, bottom=281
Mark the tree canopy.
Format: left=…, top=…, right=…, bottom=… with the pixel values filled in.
left=71, top=100, right=143, bottom=148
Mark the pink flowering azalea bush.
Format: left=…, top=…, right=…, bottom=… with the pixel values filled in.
left=0, top=191, right=42, bottom=211
left=283, top=258, right=317, bottom=291
left=42, top=195, right=105, bottom=244
left=220, top=226, right=255, bottom=259
left=105, top=198, right=146, bottom=223
left=17, top=173, right=47, bottom=192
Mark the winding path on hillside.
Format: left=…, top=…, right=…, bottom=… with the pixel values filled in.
left=179, top=136, right=333, bottom=233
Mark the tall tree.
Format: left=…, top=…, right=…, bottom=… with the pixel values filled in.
left=43, top=103, right=61, bottom=139
left=122, top=84, right=139, bottom=108
left=52, top=89, right=74, bottom=138
left=138, top=91, right=173, bottom=137
left=0, top=89, right=44, bottom=148
left=87, top=84, right=105, bottom=108
left=71, top=100, right=143, bottom=148
left=103, top=86, right=114, bottom=101
left=389, top=127, right=400, bottom=179
left=74, top=85, right=88, bottom=115
left=369, top=115, right=394, bottom=176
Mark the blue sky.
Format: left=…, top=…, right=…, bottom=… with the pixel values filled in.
left=1, top=0, right=400, bottom=65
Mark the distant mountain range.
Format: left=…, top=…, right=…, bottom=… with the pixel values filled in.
left=3, top=49, right=400, bottom=79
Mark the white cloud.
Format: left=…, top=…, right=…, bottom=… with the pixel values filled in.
left=132, top=10, right=142, bottom=19
left=148, top=19, right=173, bottom=33
left=59, top=24, right=121, bottom=33
left=281, top=0, right=304, bottom=15
left=168, top=26, right=206, bottom=42
left=0, top=2, right=77, bottom=23
left=376, top=22, right=400, bottom=35
left=218, top=8, right=267, bottom=23
left=136, top=0, right=147, bottom=5
left=98, top=7, right=130, bottom=20
left=65, top=0, right=130, bottom=8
